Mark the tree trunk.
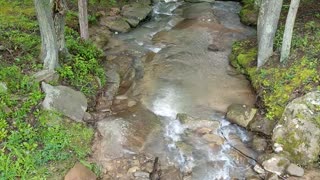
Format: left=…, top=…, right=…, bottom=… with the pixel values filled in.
left=257, top=0, right=283, bottom=67
left=280, top=0, right=300, bottom=62
left=34, top=0, right=58, bottom=70
left=78, top=0, right=89, bottom=40
left=53, top=0, right=68, bottom=58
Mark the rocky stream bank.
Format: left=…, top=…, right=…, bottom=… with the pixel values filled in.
left=36, top=0, right=320, bottom=179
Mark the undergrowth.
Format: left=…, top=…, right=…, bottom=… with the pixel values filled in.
left=230, top=1, right=320, bottom=121
left=0, top=0, right=106, bottom=178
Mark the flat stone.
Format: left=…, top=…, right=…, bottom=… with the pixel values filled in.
left=134, top=171, right=149, bottom=178
left=262, top=155, right=290, bottom=176
left=253, top=164, right=265, bottom=174
left=100, top=16, right=131, bottom=33
left=42, top=82, right=87, bottom=122
left=286, top=163, right=304, bottom=177
left=226, top=104, right=257, bottom=128
left=33, top=69, right=59, bottom=83
left=64, top=162, right=97, bottom=180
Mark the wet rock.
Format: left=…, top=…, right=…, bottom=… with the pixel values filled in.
left=207, top=44, right=220, bottom=52
left=161, top=168, right=183, bottom=180
left=261, top=154, right=290, bottom=176
left=183, top=2, right=217, bottom=21
left=226, top=104, right=257, bottom=128
left=228, top=134, right=258, bottom=160
left=89, top=26, right=111, bottom=50
left=96, top=68, right=120, bottom=112
left=64, top=162, right=97, bottom=180
left=0, top=82, right=7, bottom=93
left=41, top=82, right=87, bottom=122
left=249, top=116, right=277, bottom=136
left=33, top=69, right=59, bottom=83
left=177, top=113, right=220, bottom=132
left=195, top=127, right=212, bottom=135
left=100, top=16, right=131, bottom=33
left=286, top=163, right=304, bottom=177
left=92, top=106, right=161, bottom=162
left=253, top=164, right=265, bottom=174
left=202, top=134, right=224, bottom=145
left=252, top=135, right=268, bottom=153
left=272, top=91, right=320, bottom=165
left=121, top=3, right=152, bottom=27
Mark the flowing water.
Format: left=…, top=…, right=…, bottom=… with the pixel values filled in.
left=109, top=0, right=257, bottom=179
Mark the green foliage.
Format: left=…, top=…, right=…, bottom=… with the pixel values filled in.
left=230, top=18, right=320, bottom=121
left=0, top=65, right=95, bottom=178
left=239, top=0, right=258, bottom=26
left=58, top=28, right=106, bottom=96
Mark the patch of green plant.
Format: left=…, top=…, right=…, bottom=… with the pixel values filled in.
left=239, top=0, right=259, bottom=26
left=230, top=22, right=320, bottom=120
left=0, top=65, right=95, bottom=179
left=57, top=28, right=106, bottom=96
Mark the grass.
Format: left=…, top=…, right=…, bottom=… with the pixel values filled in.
left=0, top=0, right=108, bottom=178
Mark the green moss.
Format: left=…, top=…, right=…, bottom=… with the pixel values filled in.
left=230, top=32, right=320, bottom=121
left=276, top=131, right=306, bottom=164
left=239, top=0, right=258, bottom=26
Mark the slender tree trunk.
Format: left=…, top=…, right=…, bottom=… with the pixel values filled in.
left=53, top=0, right=68, bottom=58
left=78, top=0, right=89, bottom=40
left=34, top=0, right=58, bottom=70
left=257, top=0, right=283, bottom=67
left=280, top=0, right=300, bottom=62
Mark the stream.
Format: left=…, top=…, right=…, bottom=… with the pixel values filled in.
left=93, top=1, right=258, bottom=179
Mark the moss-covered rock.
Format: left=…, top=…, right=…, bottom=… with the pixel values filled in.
left=272, top=91, right=320, bottom=166
left=239, top=0, right=259, bottom=26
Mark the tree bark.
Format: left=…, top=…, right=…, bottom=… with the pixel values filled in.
left=257, top=0, right=283, bottom=67
left=53, top=0, right=68, bottom=58
left=34, top=0, right=58, bottom=70
left=280, top=0, right=300, bottom=62
left=78, top=0, right=89, bottom=40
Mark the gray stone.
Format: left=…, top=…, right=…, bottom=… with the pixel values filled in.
left=202, top=134, right=224, bottom=145
left=266, top=173, right=279, bottom=180
left=41, top=82, right=87, bottom=122
left=272, top=91, right=320, bottom=165
left=286, top=163, right=304, bottom=177
left=252, top=135, right=268, bottom=153
left=262, top=155, right=290, bottom=176
left=100, top=16, right=131, bottom=33
left=33, top=69, right=59, bottom=83
left=226, top=104, right=257, bottom=128
left=121, top=3, right=152, bottom=27
left=253, top=164, right=265, bottom=174
left=249, top=116, right=277, bottom=136
left=134, top=171, right=149, bottom=178
left=0, top=82, right=7, bottom=93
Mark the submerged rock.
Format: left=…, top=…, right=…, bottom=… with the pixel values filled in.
left=185, top=0, right=215, bottom=3
left=226, top=104, right=257, bottom=128
left=41, top=82, right=87, bottom=122
left=272, top=91, right=320, bottom=165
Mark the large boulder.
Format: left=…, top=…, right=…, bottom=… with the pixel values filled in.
left=260, top=154, right=290, bottom=176
left=100, top=16, right=131, bottom=33
left=41, top=82, right=87, bottom=122
left=226, top=104, right=257, bottom=128
left=272, top=91, right=320, bottom=166
left=121, top=3, right=152, bottom=27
